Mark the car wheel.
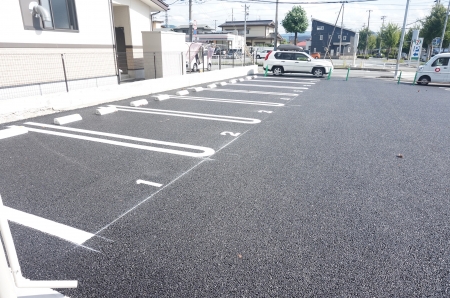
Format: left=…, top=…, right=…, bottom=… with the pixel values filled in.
left=207, top=63, right=212, bottom=71
left=312, top=67, right=325, bottom=78
left=257, top=55, right=260, bottom=59
left=417, top=76, right=430, bottom=85
left=273, top=66, right=284, bottom=76
left=192, top=63, right=198, bottom=72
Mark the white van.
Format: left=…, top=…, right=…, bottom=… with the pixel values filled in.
left=416, top=53, right=450, bottom=85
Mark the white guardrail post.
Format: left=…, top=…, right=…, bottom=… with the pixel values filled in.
left=0, top=194, right=78, bottom=296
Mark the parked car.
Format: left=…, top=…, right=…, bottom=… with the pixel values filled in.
left=310, top=52, right=320, bottom=59
left=227, top=49, right=242, bottom=58
left=374, top=53, right=384, bottom=58
left=416, top=53, right=450, bottom=85
left=256, top=49, right=271, bottom=59
left=263, top=50, right=333, bottom=77
left=421, top=53, right=428, bottom=62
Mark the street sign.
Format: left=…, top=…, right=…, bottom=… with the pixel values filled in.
left=411, top=38, right=423, bottom=62
left=432, top=37, right=441, bottom=47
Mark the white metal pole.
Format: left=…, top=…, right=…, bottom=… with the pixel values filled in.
left=438, top=0, right=450, bottom=52
left=339, top=4, right=344, bottom=57
left=394, top=0, right=411, bottom=78
left=0, top=195, right=77, bottom=289
left=244, top=4, right=247, bottom=65
left=0, top=237, right=17, bottom=298
left=274, top=0, right=279, bottom=50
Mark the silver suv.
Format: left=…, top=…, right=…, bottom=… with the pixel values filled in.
left=263, top=51, right=333, bottom=77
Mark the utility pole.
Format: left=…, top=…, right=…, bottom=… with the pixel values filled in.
left=274, top=0, right=279, bottom=50
left=394, top=0, right=411, bottom=78
left=232, top=8, right=234, bottom=21
left=379, top=16, right=386, bottom=54
left=244, top=4, right=249, bottom=64
left=214, top=19, right=217, bottom=31
left=189, top=0, right=192, bottom=42
left=165, top=11, right=168, bottom=28
left=365, top=10, right=372, bottom=55
left=438, top=0, right=450, bottom=52
left=338, top=3, right=344, bottom=57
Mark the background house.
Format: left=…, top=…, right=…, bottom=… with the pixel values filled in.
left=1, top=0, right=168, bottom=99
left=218, top=20, right=282, bottom=47
left=173, top=24, right=214, bottom=35
left=310, top=18, right=356, bottom=57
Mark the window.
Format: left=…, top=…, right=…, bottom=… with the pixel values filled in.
left=343, top=36, right=347, bottom=41
left=294, top=53, right=309, bottom=61
left=338, top=35, right=341, bottom=39
left=431, top=57, right=449, bottom=67
left=19, top=0, right=78, bottom=31
left=320, top=35, right=323, bottom=41
left=317, top=26, right=324, bottom=30
left=274, top=52, right=294, bottom=60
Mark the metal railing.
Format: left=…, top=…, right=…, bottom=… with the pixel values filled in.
left=0, top=50, right=256, bottom=100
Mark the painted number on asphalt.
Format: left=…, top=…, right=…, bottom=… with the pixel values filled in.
left=258, top=110, right=273, bottom=114
left=220, top=132, right=241, bottom=137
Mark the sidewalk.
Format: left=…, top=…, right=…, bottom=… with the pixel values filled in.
left=0, top=66, right=258, bottom=125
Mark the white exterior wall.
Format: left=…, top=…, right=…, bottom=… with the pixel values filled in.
left=115, top=0, right=153, bottom=46
left=113, top=6, right=133, bottom=45
left=1, top=0, right=114, bottom=46
left=248, top=26, right=266, bottom=37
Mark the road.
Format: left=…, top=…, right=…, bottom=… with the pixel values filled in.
left=1, top=74, right=450, bottom=297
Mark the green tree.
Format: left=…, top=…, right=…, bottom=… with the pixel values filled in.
left=368, top=34, right=377, bottom=51
left=357, top=27, right=371, bottom=53
left=281, top=6, right=308, bottom=45
left=421, top=4, right=450, bottom=49
left=380, top=22, right=401, bottom=58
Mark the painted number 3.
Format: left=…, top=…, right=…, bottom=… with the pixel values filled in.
left=221, top=131, right=241, bottom=137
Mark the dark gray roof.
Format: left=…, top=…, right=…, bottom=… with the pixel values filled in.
left=175, top=24, right=213, bottom=30
left=219, top=20, right=275, bottom=27
left=312, top=18, right=356, bottom=33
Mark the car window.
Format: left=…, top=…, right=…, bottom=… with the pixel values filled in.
left=294, top=53, right=309, bottom=61
left=274, top=52, right=294, bottom=60
left=431, top=57, right=449, bottom=67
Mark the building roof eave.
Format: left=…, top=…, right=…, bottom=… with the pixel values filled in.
left=139, top=0, right=169, bottom=11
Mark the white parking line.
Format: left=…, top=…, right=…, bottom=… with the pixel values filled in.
left=251, top=79, right=316, bottom=84
left=4, top=206, right=94, bottom=245
left=170, top=95, right=285, bottom=106
left=136, top=180, right=163, bottom=187
left=21, top=123, right=215, bottom=158
left=257, top=77, right=319, bottom=82
left=207, top=89, right=299, bottom=96
left=111, top=105, right=261, bottom=124
left=232, top=83, right=308, bottom=90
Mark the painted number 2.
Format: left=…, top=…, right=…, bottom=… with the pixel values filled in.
left=220, top=131, right=241, bottom=137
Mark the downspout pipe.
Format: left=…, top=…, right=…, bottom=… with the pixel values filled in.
left=150, top=11, right=161, bottom=31
left=29, top=2, right=51, bottom=22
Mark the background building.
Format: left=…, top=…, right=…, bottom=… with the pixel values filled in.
left=310, top=19, right=356, bottom=57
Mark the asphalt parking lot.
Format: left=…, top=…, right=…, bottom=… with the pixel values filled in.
left=1, top=74, right=450, bottom=297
